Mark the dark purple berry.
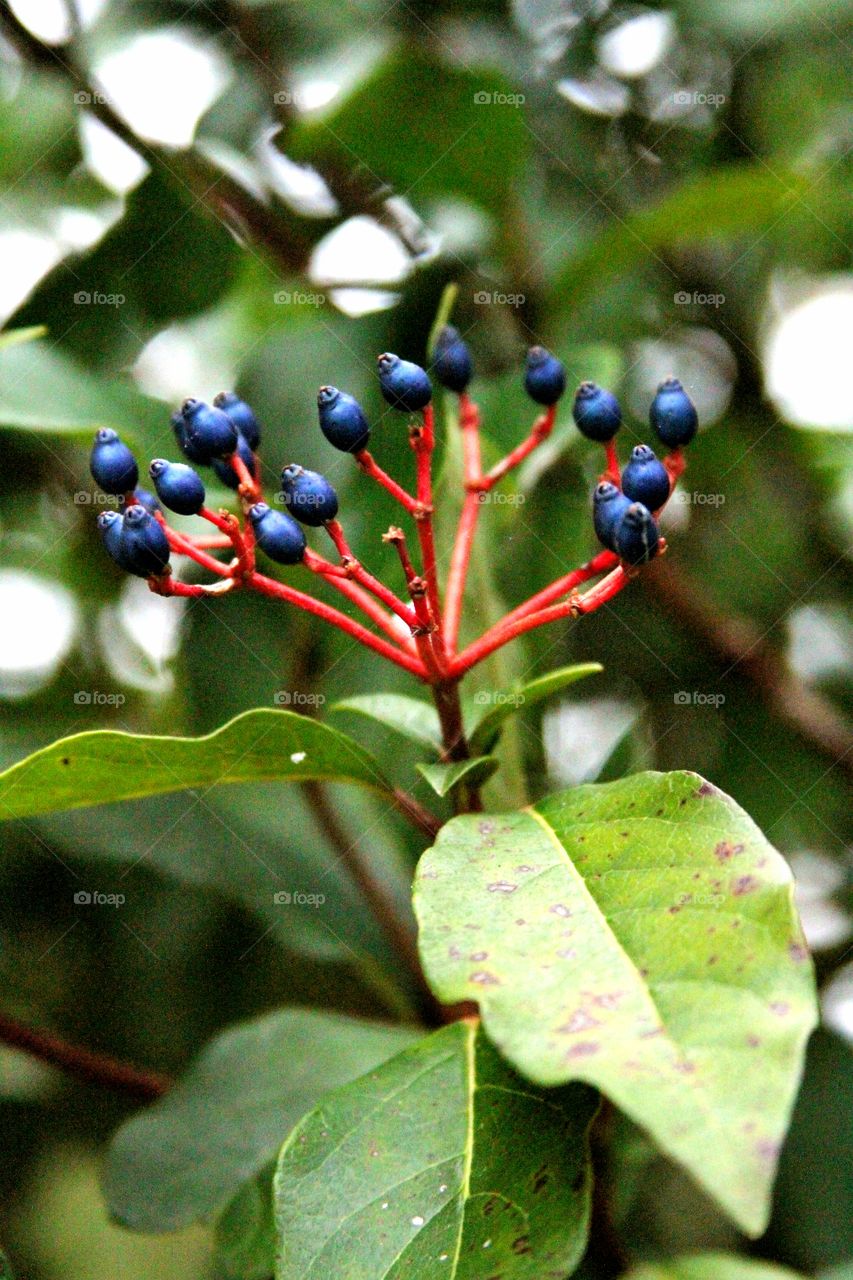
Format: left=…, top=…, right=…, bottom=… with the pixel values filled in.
left=432, top=325, right=472, bottom=393
left=97, top=510, right=132, bottom=571
left=572, top=382, right=622, bottom=442
left=119, top=504, right=171, bottom=577
left=317, top=386, right=370, bottom=453
left=149, top=459, right=206, bottom=516
left=614, top=502, right=660, bottom=565
left=181, top=398, right=238, bottom=462
left=248, top=503, right=306, bottom=565
left=119, top=487, right=160, bottom=516
left=171, top=409, right=207, bottom=465
left=620, top=444, right=670, bottom=511
left=90, top=428, right=138, bottom=496
left=524, top=346, right=566, bottom=406
left=280, top=465, right=339, bottom=527
left=212, top=431, right=255, bottom=491
left=650, top=377, right=698, bottom=448
left=214, top=391, right=261, bottom=451
left=592, top=481, right=631, bottom=552
left=377, top=353, right=432, bottom=412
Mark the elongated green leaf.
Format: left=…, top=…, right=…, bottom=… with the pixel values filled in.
left=274, top=1020, right=597, bottom=1280
left=106, top=1009, right=418, bottom=1232
left=414, top=771, right=817, bottom=1236
left=627, top=1256, right=804, bottom=1280
left=215, top=1168, right=277, bottom=1280
left=0, top=710, right=390, bottom=821
left=466, top=662, right=603, bottom=754
left=552, top=166, right=808, bottom=308
left=416, top=756, right=499, bottom=798
left=332, top=695, right=442, bottom=752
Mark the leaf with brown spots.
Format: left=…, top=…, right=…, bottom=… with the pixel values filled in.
left=414, top=771, right=817, bottom=1236
left=273, top=1021, right=597, bottom=1279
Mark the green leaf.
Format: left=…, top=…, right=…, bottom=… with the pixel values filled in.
left=332, top=695, right=442, bottom=752
left=0, top=325, right=46, bottom=351
left=466, top=662, right=603, bottom=754
left=0, top=1248, right=13, bottom=1278
left=627, top=1256, right=804, bottom=1280
left=416, top=756, right=499, bottom=798
left=552, top=165, right=809, bottom=309
left=414, top=771, right=817, bottom=1236
left=105, top=1009, right=418, bottom=1231
left=273, top=1021, right=597, bottom=1280
left=0, top=709, right=390, bottom=821
left=215, top=1168, right=277, bottom=1280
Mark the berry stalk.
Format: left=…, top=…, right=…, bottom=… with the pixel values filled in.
left=444, top=392, right=483, bottom=652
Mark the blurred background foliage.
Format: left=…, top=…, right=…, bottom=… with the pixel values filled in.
left=0, top=0, right=850, bottom=1275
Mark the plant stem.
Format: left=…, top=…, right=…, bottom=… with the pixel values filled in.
left=0, top=1013, right=170, bottom=1100
left=444, top=392, right=483, bottom=652
left=431, top=680, right=483, bottom=813
left=480, top=404, right=557, bottom=489
left=355, top=450, right=420, bottom=513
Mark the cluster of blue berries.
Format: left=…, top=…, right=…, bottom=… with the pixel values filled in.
left=574, top=376, right=698, bottom=565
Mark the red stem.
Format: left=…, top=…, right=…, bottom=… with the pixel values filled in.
left=412, top=404, right=442, bottom=632
left=229, top=450, right=262, bottom=503
left=449, top=566, right=630, bottom=677
left=303, top=548, right=417, bottom=652
left=604, top=439, right=620, bottom=485
left=444, top=392, right=483, bottom=652
left=324, top=520, right=419, bottom=630
left=354, top=449, right=419, bottom=513
left=157, top=517, right=231, bottom=577
left=501, top=550, right=619, bottom=626
left=480, top=404, right=557, bottom=490
left=247, top=571, right=427, bottom=678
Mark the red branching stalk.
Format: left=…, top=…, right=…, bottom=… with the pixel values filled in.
left=604, top=440, right=620, bottom=485
left=228, top=450, right=262, bottom=503
left=444, top=392, right=483, bottom=651
left=158, top=520, right=232, bottom=577
left=303, top=549, right=417, bottom=653
left=355, top=449, right=419, bottom=513
left=410, top=404, right=442, bottom=633
left=384, top=526, right=447, bottom=681
left=324, top=520, right=420, bottom=631
left=499, top=550, right=619, bottom=626
left=480, top=403, right=557, bottom=490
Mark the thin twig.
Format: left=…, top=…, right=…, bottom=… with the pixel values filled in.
left=0, top=1013, right=170, bottom=1100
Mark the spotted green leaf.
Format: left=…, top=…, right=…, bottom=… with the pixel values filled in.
left=106, top=1009, right=418, bottom=1232
left=0, top=710, right=390, bottom=821
left=414, top=771, right=817, bottom=1236
left=274, top=1020, right=597, bottom=1280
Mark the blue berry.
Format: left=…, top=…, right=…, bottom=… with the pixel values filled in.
left=620, top=444, right=670, bottom=511
left=592, top=481, right=631, bottom=552
left=181, top=398, right=239, bottom=462
left=149, top=459, right=206, bottom=516
left=280, top=464, right=339, bottom=527
left=212, top=431, right=255, bottom=491
left=97, top=510, right=132, bottom=571
left=572, top=382, right=622, bottom=442
left=317, top=386, right=370, bottom=453
left=119, top=504, right=171, bottom=577
left=524, top=346, right=566, bottom=405
left=119, top=487, right=160, bottom=516
left=90, top=428, right=138, bottom=496
left=377, top=353, right=432, bottom=412
left=615, top=502, right=660, bottom=565
left=248, top=503, right=306, bottom=565
left=650, top=377, right=698, bottom=448
left=171, top=410, right=207, bottom=466
left=432, top=325, right=472, bottom=393
left=214, top=391, right=261, bottom=451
